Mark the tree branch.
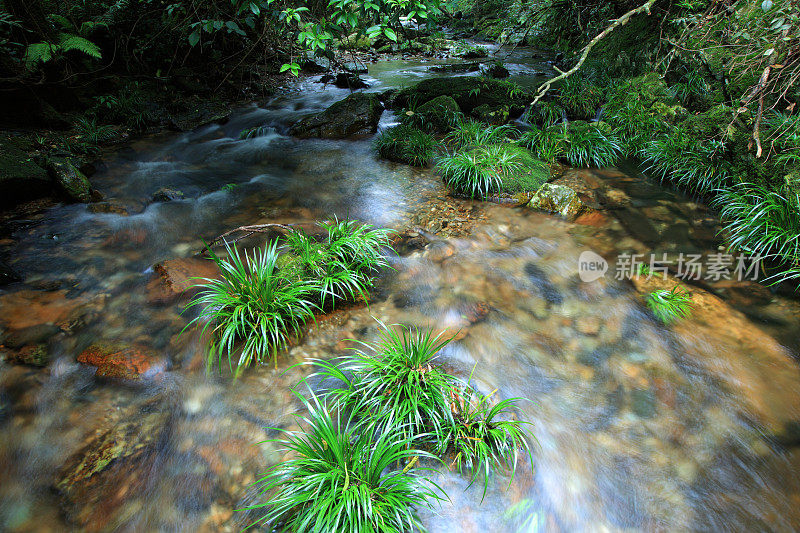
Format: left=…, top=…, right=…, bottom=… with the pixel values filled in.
left=530, top=0, right=656, bottom=107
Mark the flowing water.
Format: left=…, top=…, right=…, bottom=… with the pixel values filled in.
left=1, top=49, right=800, bottom=532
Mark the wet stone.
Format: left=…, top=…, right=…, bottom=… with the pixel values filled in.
left=524, top=262, right=563, bottom=305
left=630, top=387, right=657, bottom=419
left=577, top=345, right=613, bottom=367
left=77, top=343, right=166, bottom=380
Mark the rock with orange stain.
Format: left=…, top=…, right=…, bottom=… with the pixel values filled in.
left=574, top=210, right=609, bottom=228
left=147, top=256, right=220, bottom=305
left=632, top=274, right=800, bottom=440
left=77, top=343, right=165, bottom=380
left=0, top=289, right=93, bottom=332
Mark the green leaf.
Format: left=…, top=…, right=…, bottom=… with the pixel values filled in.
left=188, top=30, right=200, bottom=46
left=384, top=27, right=398, bottom=42
left=58, top=34, right=102, bottom=59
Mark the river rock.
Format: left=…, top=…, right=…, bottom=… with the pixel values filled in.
left=334, top=72, right=369, bottom=89
left=0, top=289, right=94, bottom=333
left=289, top=93, right=384, bottom=139
left=48, top=157, right=93, bottom=203
left=77, top=342, right=166, bottom=380
left=485, top=63, right=510, bottom=78
left=413, top=95, right=461, bottom=132
left=169, top=96, right=231, bottom=132
left=0, top=260, right=21, bottom=285
left=525, top=183, right=585, bottom=220
left=147, top=256, right=220, bottom=304
left=55, top=395, right=172, bottom=531
left=151, top=187, right=185, bottom=202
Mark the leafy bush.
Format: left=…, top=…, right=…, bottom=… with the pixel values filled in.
left=714, top=182, right=800, bottom=285
left=563, top=122, right=623, bottom=168
left=646, top=286, right=693, bottom=324
left=375, top=125, right=439, bottom=166
left=248, top=392, right=444, bottom=531
left=447, top=381, right=533, bottom=496
left=436, top=144, right=523, bottom=199
left=402, top=95, right=462, bottom=133
left=444, top=118, right=519, bottom=150
left=318, top=324, right=459, bottom=452
left=75, top=116, right=117, bottom=144
left=283, top=218, right=393, bottom=308
left=185, top=241, right=318, bottom=374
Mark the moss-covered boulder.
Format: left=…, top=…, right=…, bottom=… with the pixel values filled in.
left=471, top=103, right=510, bottom=125
left=678, top=104, right=737, bottom=139
left=0, top=135, right=52, bottom=206
left=526, top=182, right=585, bottom=220
left=496, top=144, right=551, bottom=193
left=48, top=158, right=93, bottom=203
left=290, top=93, right=384, bottom=139
left=410, top=95, right=461, bottom=132
left=396, top=76, right=529, bottom=114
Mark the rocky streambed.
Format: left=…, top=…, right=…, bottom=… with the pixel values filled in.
left=1, top=51, right=800, bottom=532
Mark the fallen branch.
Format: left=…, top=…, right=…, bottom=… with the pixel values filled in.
left=529, top=0, right=656, bottom=107
left=196, top=223, right=294, bottom=256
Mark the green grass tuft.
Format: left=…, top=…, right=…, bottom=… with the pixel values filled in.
left=436, top=144, right=523, bottom=199
left=714, top=182, right=800, bottom=285
left=185, top=240, right=318, bottom=374
left=444, top=118, right=519, bottom=151
left=248, top=391, right=445, bottom=532
left=375, top=125, right=439, bottom=167
left=317, top=324, right=459, bottom=452
left=562, top=122, right=622, bottom=168
left=646, top=286, right=693, bottom=324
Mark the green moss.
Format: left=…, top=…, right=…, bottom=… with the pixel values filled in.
left=495, top=144, right=551, bottom=193
left=396, top=77, right=529, bottom=114
left=405, top=95, right=461, bottom=132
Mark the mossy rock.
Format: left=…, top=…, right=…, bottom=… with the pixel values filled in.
left=678, top=104, right=737, bottom=140
left=651, top=101, right=689, bottom=123
left=411, top=95, right=461, bottom=132
left=525, top=182, right=585, bottom=220
left=396, top=76, right=529, bottom=114
left=48, top=157, right=93, bottom=203
left=341, top=33, right=373, bottom=51
left=0, top=135, right=52, bottom=206
left=495, top=144, right=551, bottom=194
left=471, top=103, right=510, bottom=125
left=289, top=93, right=384, bottom=139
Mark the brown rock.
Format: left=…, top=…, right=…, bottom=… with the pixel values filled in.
left=632, top=275, right=800, bottom=439
left=0, top=289, right=92, bottom=331
left=148, top=257, right=219, bottom=304
left=77, top=343, right=165, bottom=380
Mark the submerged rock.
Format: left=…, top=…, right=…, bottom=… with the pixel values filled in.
left=525, top=183, right=585, bottom=220
left=334, top=72, right=369, bottom=89
left=77, top=343, right=166, bottom=380
left=147, top=256, right=220, bottom=304
left=55, top=395, right=173, bottom=530
left=151, top=187, right=185, bottom=203
left=289, top=92, right=384, bottom=139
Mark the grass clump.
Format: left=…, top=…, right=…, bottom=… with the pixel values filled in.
left=562, top=121, right=623, bottom=168
left=447, top=380, right=533, bottom=496
left=375, top=125, right=438, bottom=167
left=318, top=325, right=459, bottom=452
left=436, top=144, right=523, bottom=199
left=518, top=125, right=567, bottom=163
left=646, top=286, right=693, bottom=324
left=185, top=241, right=317, bottom=374
left=248, top=392, right=444, bottom=532
left=640, top=129, right=728, bottom=194
left=283, top=218, right=393, bottom=309
left=186, top=218, right=393, bottom=374
left=444, top=118, right=519, bottom=150
left=714, top=182, right=800, bottom=285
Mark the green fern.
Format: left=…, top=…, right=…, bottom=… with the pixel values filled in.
left=58, top=34, right=102, bottom=58
left=25, top=33, right=102, bottom=69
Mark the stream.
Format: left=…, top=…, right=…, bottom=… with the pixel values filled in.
left=1, top=49, right=800, bottom=532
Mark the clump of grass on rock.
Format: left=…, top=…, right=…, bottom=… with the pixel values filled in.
left=375, top=124, right=439, bottom=167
